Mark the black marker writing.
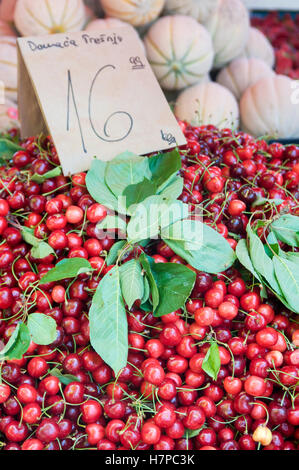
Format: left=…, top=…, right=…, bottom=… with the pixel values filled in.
left=81, top=33, right=123, bottom=46
left=161, top=130, right=176, bottom=146
left=66, top=65, right=134, bottom=153
left=89, top=65, right=133, bottom=143
left=130, top=56, right=145, bottom=70
left=66, top=70, right=87, bottom=153
left=28, top=37, right=78, bottom=52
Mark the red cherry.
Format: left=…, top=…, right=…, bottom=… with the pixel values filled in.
left=244, top=376, right=266, bottom=397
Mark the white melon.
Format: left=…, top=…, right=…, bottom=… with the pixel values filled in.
left=203, top=0, right=250, bottom=69
left=144, top=15, right=214, bottom=90
left=216, top=58, right=274, bottom=100
left=240, top=74, right=299, bottom=139
left=238, top=27, right=275, bottom=69
left=175, top=81, right=239, bottom=129
left=14, top=0, right=87, bottom=36
left=164, top=0, right=218, bottom=22
left=100, top=0, right=165, bottom=27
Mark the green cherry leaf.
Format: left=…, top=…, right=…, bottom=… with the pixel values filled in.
left=39, top=258, right=93, bottom=284
left=120, top=260, right=144, bottom=309
left=0, top=139, right=23, bottom=160
left=150, top=262, right=196, bottom=317
left=273, top=256, right=299, bottom=314
left=85, top=159, right=119, bottom=212
left=27, top=313, right=57, bottom=346
left=105, top=152, right=151, bottom=198
left=163, top=219, right=236, bottom=274
left=89, top=266, right=128, bottom=376
left=202, top=342, right=221, bottom=381
left=49, top=368, right=80, bottom=385
left=0, top=323, right=30, bottom=360
left=271, top=214, right=299, bottom=247
left=105, top=240, right=127, bottom=266
left=31, top=167, right=62, bottom=183
left=148, top=149, right=182, bottom=188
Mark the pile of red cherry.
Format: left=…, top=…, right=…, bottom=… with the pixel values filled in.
left=252, top=12, right=299, bottom=79
left=0, top=123, right=298, bottom=451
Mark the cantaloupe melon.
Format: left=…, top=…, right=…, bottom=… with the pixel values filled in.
left=202, top=0, right=250, bottom=69
left=144, top=15, right=214, bottom=90
left=175, top=81, right=239, bottom=129
left=101, top=0, right=165, bottom=27
left=164, top=0, right=218, bottom=23
left=216, top=58, right=274, bottom=101
left=238, top=27, right=275, bottom=69
left=240, top=74, right=299, bottom=138
left=85, top=17, right=145, bottom=51
left=85, top=17, right=128, bottom=32
left=14, top=0, right=87, bottom=36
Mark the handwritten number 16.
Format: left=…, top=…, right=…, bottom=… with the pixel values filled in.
left=66, top=65, right=134, bottom=153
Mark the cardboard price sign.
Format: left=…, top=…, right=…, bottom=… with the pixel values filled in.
left=17, top=28, right=186, bottom=176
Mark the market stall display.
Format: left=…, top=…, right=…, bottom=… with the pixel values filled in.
left=0, top=122, right=297, bottom=451
left=0, top=0, right=298, bottom=453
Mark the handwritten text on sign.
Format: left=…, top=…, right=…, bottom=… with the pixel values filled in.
left=17, top=29, right=186, bottom=175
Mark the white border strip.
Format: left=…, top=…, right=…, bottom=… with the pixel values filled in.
left=242, top=0, right=299, bottom=11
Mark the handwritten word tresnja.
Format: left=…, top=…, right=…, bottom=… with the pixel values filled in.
left=27, top=33, right=123, bottom=52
